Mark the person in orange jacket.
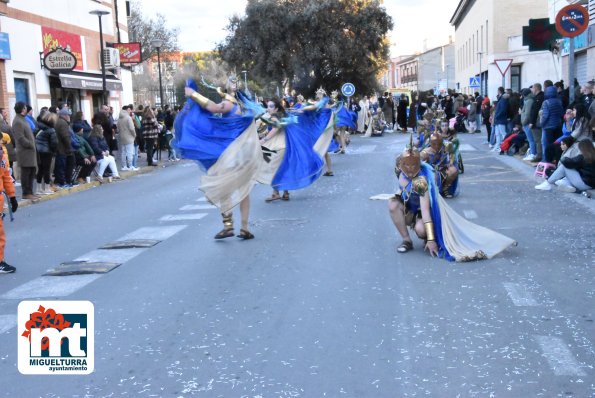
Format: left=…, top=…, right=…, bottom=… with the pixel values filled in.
left=0, top=143, right=18, bottom=273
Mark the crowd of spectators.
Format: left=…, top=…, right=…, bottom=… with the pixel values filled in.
left=0, top=101, right=181, bottom=201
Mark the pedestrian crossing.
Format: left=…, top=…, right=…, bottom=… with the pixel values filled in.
left=342, top=139, right=479, bottom=155
left=0, top=196, right=217, bottom=335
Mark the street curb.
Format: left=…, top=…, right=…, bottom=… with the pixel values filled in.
left=16, top=161, right=183, bottom=209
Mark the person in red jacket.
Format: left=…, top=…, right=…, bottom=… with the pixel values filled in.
left=0, top=143, right=18, bottom=273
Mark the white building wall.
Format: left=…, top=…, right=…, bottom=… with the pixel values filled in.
left=8, top=0, right=115, bottom=36
left=2, top=18, right=51, bottom=118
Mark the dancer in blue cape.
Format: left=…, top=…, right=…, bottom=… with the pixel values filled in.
left=259, top=97, right=325, bottom=202
left=386, top=135, right=515, bottom=261
left=334, top=95, right=357, bottom=154
left=296, top=88, right=336, bottom=176
left=174, top=76, right=262, bottom=240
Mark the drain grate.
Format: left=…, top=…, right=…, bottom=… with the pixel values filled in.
left=43, top=261, right=121, bottom=276
left=99, top=239, right=160, bottom=249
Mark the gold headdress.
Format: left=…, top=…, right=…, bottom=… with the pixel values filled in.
left=330, top=90, right=339, bottom=100
left=315, top=87, right=327, bottom=99
left=399, top=133, right=421, bottom=178
left=430, top=132, right=443, bottom=152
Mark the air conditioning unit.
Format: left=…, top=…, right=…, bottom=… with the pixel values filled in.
left=101, top=48, right=120, bottom=68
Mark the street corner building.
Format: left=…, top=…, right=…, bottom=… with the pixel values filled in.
left=0, top=0, right=133, bottom=120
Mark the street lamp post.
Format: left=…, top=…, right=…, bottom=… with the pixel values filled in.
left=151, top=39, right=164, bottom=107
left=477, top=51, right=484, bottom=95
left=89, top=9, right=110, bottom=106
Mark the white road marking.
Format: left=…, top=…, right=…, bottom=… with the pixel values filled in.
left=0, top=275, right=102, bottom=300
left=179, top=204, right=217, bottom=211
left=73, top=248, right=146, bottom=264
left=463, top=210, right=478, bottom=219
left=0, top=314, right=17, bottom=334
left=118, top=225, right=187, bottom=241
left=160, top=213, right=207, bottom=221
left=502, top=283, right=539, bottom=306
left=197, top=197, right=208, bottom=202
left=350, top=145, right=377, bottom=154
left=534, top=335, right=587, bottom=376
left=459, top=144, right=477, bottom=151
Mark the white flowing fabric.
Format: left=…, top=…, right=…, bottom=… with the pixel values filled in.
left=201, top=122, right=263, bottom=213
left=436, top=195, right=516, bottom=261
left=256, top=129, right=286, bottom=185
left=313, top=115, right=335, bottom=158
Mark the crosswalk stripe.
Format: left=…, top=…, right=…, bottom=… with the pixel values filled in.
left=118, top=226, right=187, bottom=241
left=160, top=213, right=207, bottom=221
left=350, top=145, right=377, bottom=154
left=197, top=197, right=208, bottom=202
left=459, top=144, right=477, bottom=151
left=180, top=204, right=217, bottom=211
left=0, top=275, right=102, bottom=300
left=534, top=335, right=586, bottom=376
left=503, top=283, right=539, bottom=306
left=463, top=210, right=478, bottom=219
left=74, top=248, right=146, bottom=264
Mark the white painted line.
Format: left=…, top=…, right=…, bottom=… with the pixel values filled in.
left=179, top=204, right=217, bottom=211
left=534, top=335, right=587, bottom=376
left=1, top=275, right=102, bottom=300
left=197, top=197, right=208, bottom=202
left=160, top=213, right=207, bottom=221
left=459, top=144, right=477, bottom=151
left=350, top=145, right=377, bottom=154
left=463, top=210, right=478, bottom=220
left=503, top=283, right=539, bottom=306
left=73, top=248, right=146, bottom=264
left=118, top=225, right=187, bottom=241
left=0, top=314, right=17, bottom=334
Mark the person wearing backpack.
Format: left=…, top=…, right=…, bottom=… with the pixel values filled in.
left=35, top=111, right=58, bottom=194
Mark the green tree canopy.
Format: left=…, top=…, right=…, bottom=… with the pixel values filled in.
left=218, top=0, right=393, bottom=97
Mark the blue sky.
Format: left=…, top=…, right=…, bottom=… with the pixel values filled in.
left=138, top=0, right=459, bottom=56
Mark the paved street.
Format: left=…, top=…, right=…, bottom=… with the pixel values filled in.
left=0, top=132, right=593, bottom=397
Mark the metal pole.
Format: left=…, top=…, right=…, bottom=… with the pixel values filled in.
left=157, top=47, right=164, bottom=107
left=98, top=15, right=107, bottom=106
left=568, top=38, right=575, bottom=104
left=479, top=53, right=483, bottom=95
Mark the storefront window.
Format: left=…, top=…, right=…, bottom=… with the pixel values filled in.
left=49, top=76, right=81, bottom=113
left=14, top=78, right=30, bottom=105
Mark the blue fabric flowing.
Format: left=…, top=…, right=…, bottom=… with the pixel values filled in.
left=173, top=81, right=254, bottom=171
left=336, top=105, right=357, bottom=129
left=420, top=163, right=455, bottom=261
left=294, top=107, right=333, bottom=145
left=271, top=124, right=325, bottom=191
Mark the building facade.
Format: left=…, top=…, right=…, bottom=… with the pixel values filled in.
left=0, top=0, right=133, bottom=120
left=450, top=0, right=558, bottom=99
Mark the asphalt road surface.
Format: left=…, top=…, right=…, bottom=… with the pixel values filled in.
left=0, top=131, right=593, bottom=397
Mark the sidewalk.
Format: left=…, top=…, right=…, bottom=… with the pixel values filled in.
left=14, top=151, right=184, bottom=209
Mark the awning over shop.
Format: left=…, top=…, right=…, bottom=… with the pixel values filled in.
left=58, top=71, right=123, bottom=91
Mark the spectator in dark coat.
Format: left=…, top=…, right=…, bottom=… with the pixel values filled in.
left=35, top=111, right=58, bottom=194
left=54, top=108, right=75, bottom=187
left=540, top=86, right=564, bottom=162
left=12, top=102, right=38, bottom=199
left=87, top=125, right=120, bottom=182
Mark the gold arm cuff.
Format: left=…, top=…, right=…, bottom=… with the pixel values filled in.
left=424, top=221, right=436, bottom=242
left=191, top=92, right=210, bottom=108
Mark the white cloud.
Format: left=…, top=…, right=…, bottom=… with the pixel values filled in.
left=137, top=0, right=459, bottom=55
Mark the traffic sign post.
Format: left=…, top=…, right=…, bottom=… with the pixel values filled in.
left=341, top=83, right=355, bottom=97
left=494, top=59, right=513, bottom=89
left=469, top=76, right=481, bottom=89
left=555, top=4, right=589, bottom=103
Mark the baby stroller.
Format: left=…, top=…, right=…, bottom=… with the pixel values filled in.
left=452, top=106, right=468, bottom=133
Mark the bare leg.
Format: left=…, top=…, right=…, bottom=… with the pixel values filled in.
left=239, top=195, right=250, bottom=231
left=388, top=200, right=410, bottom=241
left=414, top=219, right=426, bottom=240
left=325, top=153, right=332, bottom=173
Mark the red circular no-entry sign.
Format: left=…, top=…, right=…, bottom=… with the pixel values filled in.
left=555, top=5, right=589, bottom=38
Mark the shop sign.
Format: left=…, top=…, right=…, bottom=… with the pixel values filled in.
left=43, top=47, right=77, bottom=73
left=114, top=42, right=142, bottom=64
left=42, top=27, right=83, bottom=70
